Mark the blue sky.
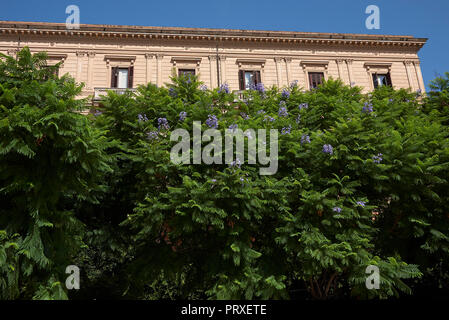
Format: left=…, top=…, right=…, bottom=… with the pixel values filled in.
left=1, top=0, right=448, bottom=88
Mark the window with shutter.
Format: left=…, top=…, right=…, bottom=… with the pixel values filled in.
left=111, top=67, right=118, bottom=88
left=372, top=73, right=392, bottom=89
left=239, top=70, right=262, bottom=90
left=308, top=72, right=324, bottom=89
left=128, top=66, right=134, bottom=88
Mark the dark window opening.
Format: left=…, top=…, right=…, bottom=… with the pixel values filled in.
left=372, top=73, right=392, bottom=89
left=308, top=72, right=324, bottom=89
left=111, top=66, right=134, bottom=88
left=178, top=69, right=196, bottom=77
left=238, top=70, right=261, bottom=90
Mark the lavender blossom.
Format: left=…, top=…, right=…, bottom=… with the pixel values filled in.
left=230, top=158, right=242, bottom=169
left=322, top=144, right=333, bottom=155
left=356, top=201, right=366, bottom=207
left=281, top=125, right=292, bottom=135
left=200, top=84, right=208, bottom=91
left=218, top=83, right=230, bottom=94
left=290, top=80, right=299, bottom=89
left=298, top=103, right=309, bottom=110
left=300, top=134, right=311, bottom=144
left=257, top=109, right=266, bottom=115
left=256, top=82, right=265, bottom=93
left=264, top=116, right=276, bottom=122
left=333, top=207, right=342, bottom=213
left=281, top=89, right=290, bottom=98
left=240, top=112, right=250, bottom=120
left=206, top=115, right=219, bottom=129
left=362, top=102, right=374, bottom=113
left=278, top=105, right=289, bottom=117
left=147, top=131, right=159, bottom=141
left=138, top=113, right=149, bottom=122
left=228, top=124, right=238, bottom=132
left=158, top=117, right=170, bottom=130
left=169, top=87, right=177, bottom=97
left=372, top=153, right=383, bottom=164
left=179, top=111, right=187, bottom=122
left=93, top=110, right=103, bottom=117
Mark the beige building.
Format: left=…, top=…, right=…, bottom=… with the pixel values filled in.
left=0, top=21, right=427, bottom=102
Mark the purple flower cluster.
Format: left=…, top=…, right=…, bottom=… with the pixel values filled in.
left=206, top=115, right=219, bottom=129
left=94, top=110, right=103, bottom=117
left=240, top=112, right=250, bottom=120
left=298, top=103, right=309, bottom=110
left=257, top=109, right=266, bottom=115
left=264, top=116, right=276, bottom=122
left=179, top=111, right=187, bottom=122
left=281, top=125, right=291, bottom=135
left=362, top=102, right=374, bottom=113
left=230, top=158, right=242, bottom=169
left=169, top=87, right=177, bottom=97
left=278, top=103, right=289, bottom=117
left=147, top=131, right=159, bottom=141
left=356, top=201, right=366, bottom=207
left=228, top=123, right=238, bottom=132
left=372, top=153, right=383, bottom=164
left=255, top=82, right=265, bottom=93
left=300, top=134, right=311, bottom=144
left=158, top=117, right=170, bottom=130
left=218, top=83, right=230, bottom=94
left=333, top=207, right=342, bottom=213
left=322, top=144, right=333, bottom=155
left=416, top=89, right=422, bottom=97
left=290, top=80, right=298, bottom=89
left=281, top=89, right=290, bottom=98
left=200, top=84, right=208, bottom=91
left=138, top=113, right=149, bottom=122
left=296, top=114, right=301, bottom=124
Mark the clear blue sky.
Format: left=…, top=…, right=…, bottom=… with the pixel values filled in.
left=1, top=0, right=448, bottom=89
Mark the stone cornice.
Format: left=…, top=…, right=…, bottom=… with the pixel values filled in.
left=0, top=21, right=427, bottom=50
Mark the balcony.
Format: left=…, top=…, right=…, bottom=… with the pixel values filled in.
left=93, top=87, right=137, bottom=102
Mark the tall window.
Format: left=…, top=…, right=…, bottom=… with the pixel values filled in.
left=372, top=73, right=392, bottom=89
left=111, top=66, right=134, bottom=88
left=178, top=69, right=196, bottom=77
left=308, top=72, right=324, bottom=89
left=239, top=70, right=261, bottom=90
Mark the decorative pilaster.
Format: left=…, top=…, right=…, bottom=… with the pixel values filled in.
left=155, top=54, right=163, bottom=87
left=208, top=55, right=217, bottom=88
left=302, top=64, right=309, bottom=90
left=285, top=57, right=292, bottom=85
left=336, top=59, right=346, bottom=83
left=86, top=51, right=95, bottom=89
left=404, top=60, right=414, bottom=91
left=219, top=55, right=227, bottom=85
left=145, top=53, right=155, bottom=84
left=413, top=61, right=425, bottom=93
left=274, top=57, right=284, bottom=87
left=345, top=59, right=354, bottom=86
left=75, top=51, right=86, bottom=83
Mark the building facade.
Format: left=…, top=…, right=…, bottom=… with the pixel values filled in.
left=0, top=21, right=427, bottom=101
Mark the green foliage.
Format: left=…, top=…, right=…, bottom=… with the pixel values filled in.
left=0, top=47, right=112, bottom=299
left=2, top=47, right=449, bottom=300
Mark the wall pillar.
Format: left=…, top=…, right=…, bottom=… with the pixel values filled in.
left=86, top=51, right=95, bottom=89
left=219, top=55, right=227, bottom=85
left=285, top=57, right=292, bottom=85
left=413, top=61, right=425, bottom=93
left=404, top=60, right=414, bottom=91
left=346, top=59, right=354, bottom=86
left=156, top=54, right=163, bottom=87
left=145, top=53, right=155, bottom=85
left=209, top=55, right=217, bottom=88
left=275, top=57, right=283, bottom=87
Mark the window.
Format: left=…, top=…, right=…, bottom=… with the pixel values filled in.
left=111, top=66, right=134, bottom=88
left=42, top=65, right=59, bottom=80
left=238, top=70, right=261, bottom=90
left=178, top=69, right=196, bottom=77
left=308, top=72, right=324, bottom=89
left=372, top=73, right=392, bottom=89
